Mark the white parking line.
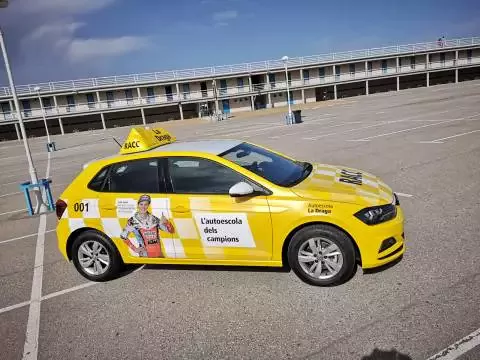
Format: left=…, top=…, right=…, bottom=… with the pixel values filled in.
left=349, top=118, right=465, bottom=142
left=0, top=265, right=146, bottom=316
left=0, top=301, right=31, bottom=315
left=22, top=152, right=51, bottom=360
left=0, top=208, right=26, bottom=216
left=0, top=230, right=55, bottom=245
left=426, top=327, right=480, bottom=360
left=304, top=121, right=394, bottom=140
left=396, top=192, right=413, bottom=198
left=0, top=182, right=67, bottom=198
left=269, top=121, right=362, bottom=139
left=419, top=129, right=480, bottom=144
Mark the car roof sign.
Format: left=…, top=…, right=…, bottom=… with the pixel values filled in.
left=119, top=126, right=176, bottom=155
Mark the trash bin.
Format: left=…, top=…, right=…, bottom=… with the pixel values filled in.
left=293, top=109, right=302, bottom=124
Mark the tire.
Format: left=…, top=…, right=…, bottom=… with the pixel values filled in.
left=287, top=224, right=356, bottom=286
left=71, top=230, right=123, bottom=282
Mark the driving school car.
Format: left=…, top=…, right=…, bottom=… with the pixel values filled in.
left=55, top=126, right=405, bottom=286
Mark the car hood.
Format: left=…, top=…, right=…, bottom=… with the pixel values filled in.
left=290, top=162, right=394, bottom=207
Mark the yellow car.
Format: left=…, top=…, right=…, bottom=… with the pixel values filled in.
left=55, top=126, right=405, bottom=286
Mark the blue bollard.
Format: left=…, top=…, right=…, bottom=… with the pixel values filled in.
left=46, top=142, right=56, bottom=152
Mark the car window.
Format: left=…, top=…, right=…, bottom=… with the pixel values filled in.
left=168, top=157, right=245, bottom=194
left=220, top=142, right=310, bottom=187
left=88, top=166, right=110, bottom=191
left=105, top=159, right=162, bottom=193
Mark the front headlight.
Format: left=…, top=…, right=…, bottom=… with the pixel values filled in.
left=354, top=203, right=397, bottom=225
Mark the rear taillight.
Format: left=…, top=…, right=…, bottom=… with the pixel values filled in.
left=55, top=199, right=67, bottom=220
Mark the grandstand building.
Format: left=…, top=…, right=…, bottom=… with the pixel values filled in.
left=0, top=36, right=479, bottom=140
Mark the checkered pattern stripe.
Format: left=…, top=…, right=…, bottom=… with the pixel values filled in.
left=311, top=164, right=394, bottom=206
left=59, top=196, right=233, bottom=259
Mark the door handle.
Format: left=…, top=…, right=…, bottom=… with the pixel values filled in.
left=173, top=205, right=188, bottom=213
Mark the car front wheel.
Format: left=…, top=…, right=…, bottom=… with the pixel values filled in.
left=71, top=230, right=123, bottom=282
left=287, top=224, right=356, bottom=286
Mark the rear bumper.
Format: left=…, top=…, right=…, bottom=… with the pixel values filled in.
left=356, top=205, right=406, bottom=269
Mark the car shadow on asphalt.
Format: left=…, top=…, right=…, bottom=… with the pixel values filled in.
left=360, top=347, right=412, bottom=360
left=139, top=263, right=292, bottom=274
left=361, top=255, right=404, bottom=275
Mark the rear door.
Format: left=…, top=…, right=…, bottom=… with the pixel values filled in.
left=95, top=157, right=178, bottom=260
left=163, top=156, right=273, bottom=262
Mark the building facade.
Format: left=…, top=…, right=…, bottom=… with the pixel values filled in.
left=1, top=36, right=479, bottom=141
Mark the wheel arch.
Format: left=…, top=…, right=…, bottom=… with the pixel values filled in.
left=281, top=221, right=362, bottom=267
left=66, top=227, right=110, bottom=261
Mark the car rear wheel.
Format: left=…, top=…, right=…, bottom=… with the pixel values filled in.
left=71, top=230, right=123, bottom=282
left=287, top=224, right=356, bottom=286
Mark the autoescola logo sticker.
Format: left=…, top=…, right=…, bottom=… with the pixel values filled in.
left=193, top=213, right=256, bottom=248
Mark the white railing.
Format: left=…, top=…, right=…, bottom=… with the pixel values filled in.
left=1, top=57, right=479, bottom=121
left=0, top=37, right=479, bottom=98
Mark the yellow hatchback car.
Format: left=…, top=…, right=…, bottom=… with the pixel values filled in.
left=55, top=126, right=405, bottom=286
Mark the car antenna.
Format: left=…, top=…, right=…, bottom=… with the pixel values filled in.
left=112, top=137, right=122, bottom=147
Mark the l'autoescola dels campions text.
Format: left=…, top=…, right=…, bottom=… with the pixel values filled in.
left=200, top=217, right=243, bottom=225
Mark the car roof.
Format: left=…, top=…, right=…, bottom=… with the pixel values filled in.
left=144, top=139, right=244, bottom=155
left=83, top=139, right=244, bottom=169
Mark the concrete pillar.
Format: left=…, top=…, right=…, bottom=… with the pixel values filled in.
left=396, top=57, right=399, bottom=73
left=53, top=95, right=58, bottom=115
left=140, top=108, right=146, bottom=125
left=136, top=87, right=142, bottom=104
left=178, top=103, right=184, bottom=121
left=14, top=122, right=21, bottom=140
left=95, top=92, right=102, bottom=110
left=426, top=54, right=429, bottom=70
left=100, top=112, right=106, bottom=129
left=365, top=60, right=368, bottom=77
left=334, top=84, right=337, bottom=100
left=397, top=77, right=400, bottom=91
left=455, top=50, right=459, bottom=83
left=175, top=83, right=180, bottom=101
left=366, top=80, right=369, bottom=95
left=300, top=70, right=305, bottom=103
left=265, top=73, right=272, bottom=108
left=250, top=96, right=255, bottom=111
left=426, top=72, right=430, bottom=87
left=58, top=117, right=64, bottom=135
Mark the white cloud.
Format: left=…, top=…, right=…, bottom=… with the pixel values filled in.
left=66, top=36, right=150, bottom=62
left=213, top=10, right=238, bottom=22
left=18, top=0, right=116, bottom=14
left=28, top=22, right=85, bottom=40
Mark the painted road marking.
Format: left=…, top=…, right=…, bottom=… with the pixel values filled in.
left=0, top=301, right=31, bottom=315
left=0, top=208, right=26, bottom=216
left=0, top=230, right=55, bottom=245
left=426, top=327, right=480, bottom=360
left=269, top=121, right=362, bottom=139
left=396, top=192, right=413, bottom=198
left=418, top=129, right=480, bottom=144
left=0, top=265, right=145, bottom=316
left=304, top=121, right=393, bottom=140
left=0, top=182, right=68, bottom=198
left=349, top=118, right=465, bottom=142
left=22, top=152, right=51, bottom=360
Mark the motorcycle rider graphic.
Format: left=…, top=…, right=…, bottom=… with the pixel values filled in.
left=120, top=195, right=175, bottom=257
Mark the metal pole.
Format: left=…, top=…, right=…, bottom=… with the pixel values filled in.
left=0, top=27, right=47, bottom=213
left=37, top=89, right=51, bottom=144
left=284, top=62, right=292, bottom=117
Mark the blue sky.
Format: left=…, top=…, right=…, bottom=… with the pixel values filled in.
left=0, top=0, right=479, bottom=85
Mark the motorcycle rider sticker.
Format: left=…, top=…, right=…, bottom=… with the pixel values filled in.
left=193, top=212, right=256, bottom=248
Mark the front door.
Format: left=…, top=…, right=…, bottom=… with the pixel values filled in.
left=164, top=156, right=273, bottom=261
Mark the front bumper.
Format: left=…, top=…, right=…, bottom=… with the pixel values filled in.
left=356, top=205, right=406, bottom=269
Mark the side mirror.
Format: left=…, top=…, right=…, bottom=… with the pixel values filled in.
left=229, top=181, right=255, bottom=197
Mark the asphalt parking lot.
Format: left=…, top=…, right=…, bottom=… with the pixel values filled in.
left=1, top=80, right=479, bottom=360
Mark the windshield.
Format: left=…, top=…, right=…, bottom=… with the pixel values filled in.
left=219, top=142, right=312, bottom=187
